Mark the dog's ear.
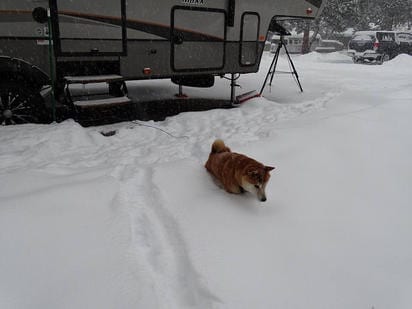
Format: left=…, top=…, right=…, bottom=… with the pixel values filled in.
left=265, top=166, right=275, bottom=172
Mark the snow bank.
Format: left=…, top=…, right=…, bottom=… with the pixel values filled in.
left=384, top=53, right=412, bottom=67
left=297, top=51, right=353, bottom=63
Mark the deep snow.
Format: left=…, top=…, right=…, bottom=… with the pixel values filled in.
left=1, top=52, right=412, bottom=309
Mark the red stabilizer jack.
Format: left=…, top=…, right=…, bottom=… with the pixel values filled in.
left=235, top=90, right=260, bottom=104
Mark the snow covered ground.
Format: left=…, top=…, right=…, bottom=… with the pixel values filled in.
left=1, top=52, right=412, bottom=309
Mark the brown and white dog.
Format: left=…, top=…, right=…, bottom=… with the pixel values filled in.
left=205, top=139, right=275, bottom=202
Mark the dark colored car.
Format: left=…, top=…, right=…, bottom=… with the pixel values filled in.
left=396, top=32, right=412, bottom=55
left=315, top=40, right=344, bottom=53
left=348, top=31, right=399, bottom=64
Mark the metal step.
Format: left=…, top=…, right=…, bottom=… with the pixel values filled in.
left=73, top=96, right=131, bottom=108
left=64, top=74, right=124, bottom=84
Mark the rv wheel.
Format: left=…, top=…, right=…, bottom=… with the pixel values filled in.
left=0, top=82, right=50, bottom=125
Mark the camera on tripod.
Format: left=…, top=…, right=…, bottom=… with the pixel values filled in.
left=269, top=21, right=291, bottom=37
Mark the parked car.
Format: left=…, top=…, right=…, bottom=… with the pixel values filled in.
left=396, top=32, right=412, bottom=55
left=348, top=31, right=399, bottom=64
left=315, top=39, right=344, bottom=53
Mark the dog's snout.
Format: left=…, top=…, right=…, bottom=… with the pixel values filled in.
left=257, top=190, right=267, bottom=202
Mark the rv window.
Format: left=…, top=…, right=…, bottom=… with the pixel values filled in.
left=240, top=13, right=260, bottom=66
left=242, top=14, right=259, bottom=41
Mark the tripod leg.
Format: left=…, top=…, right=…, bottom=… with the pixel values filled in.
left=284, top=45, right=303, bottom=92
left=259, top=44, right=281, bottom=95
left=268, top=44, right=281, bottom=86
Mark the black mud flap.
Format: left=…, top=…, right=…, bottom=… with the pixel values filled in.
left=171, top=75, right=215, bottom=88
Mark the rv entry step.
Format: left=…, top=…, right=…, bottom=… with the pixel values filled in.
left=73, top=96, right=131, bottom=109
left=62, top=74, right=132, bottom=125
left=64, top=75, right=124, bottom=84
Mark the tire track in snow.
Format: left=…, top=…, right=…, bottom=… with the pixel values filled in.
left=113, top=165, right=221, bottom=309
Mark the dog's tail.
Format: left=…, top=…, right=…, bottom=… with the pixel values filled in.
left=211, top=139, right=231, bottom=154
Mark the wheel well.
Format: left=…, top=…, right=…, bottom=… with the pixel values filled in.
left=0, top=56, right=50, bottom=91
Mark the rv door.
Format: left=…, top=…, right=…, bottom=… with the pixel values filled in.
left=51, top=0, right=126, bottom=56
left=171, top=7, right=226, bottom=72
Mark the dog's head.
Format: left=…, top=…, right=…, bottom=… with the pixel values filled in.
left=242, top=166, right=275, bottom=202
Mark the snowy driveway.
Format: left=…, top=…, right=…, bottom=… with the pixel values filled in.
left=1, top=52, right=412, bottom=308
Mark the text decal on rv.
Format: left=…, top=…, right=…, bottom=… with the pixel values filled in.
left=182, top=0, right=205, bottom=5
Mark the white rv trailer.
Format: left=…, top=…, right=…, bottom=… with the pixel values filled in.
left=0, top=0, right=326, bottom=124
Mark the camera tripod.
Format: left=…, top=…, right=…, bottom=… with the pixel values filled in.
left=260, top=36, right=303, bottom=95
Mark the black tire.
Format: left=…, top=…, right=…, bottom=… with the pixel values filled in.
left=0, top=82, right=50, bottom=125
left=352, top=57, right=362, bottom=64
left=378, top=54, right=390, bottom=65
